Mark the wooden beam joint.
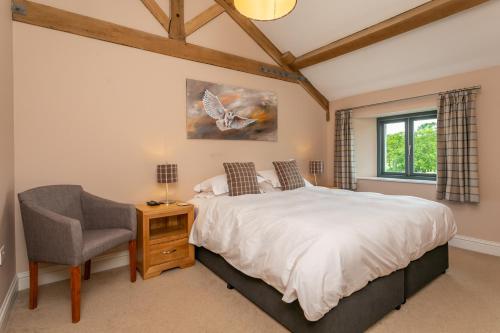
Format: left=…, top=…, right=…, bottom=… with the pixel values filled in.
left=11, top=0, right=27, bottom=16
left=169, top=0, right=185, bottom=41
left=280, top=51, right=296, bottom=66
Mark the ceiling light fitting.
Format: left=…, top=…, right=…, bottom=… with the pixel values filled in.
left=234, top=0, right=297, bottom=21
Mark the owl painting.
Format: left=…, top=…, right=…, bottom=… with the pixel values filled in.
left=186, top=79, right=277, bottom=141
left=202, top=90, right=257, bottom=131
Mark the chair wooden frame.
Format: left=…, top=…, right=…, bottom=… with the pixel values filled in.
left=29, top=240, right=137, bottom=323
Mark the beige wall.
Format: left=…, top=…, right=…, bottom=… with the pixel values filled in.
left=0, top=0, right=16, bottom=304
left=13, top=1, right=326, bottom=273
left=327, top=65, right=500, bottom=243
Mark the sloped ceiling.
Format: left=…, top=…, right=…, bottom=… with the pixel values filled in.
left=255, top=0, right=500, bottom=100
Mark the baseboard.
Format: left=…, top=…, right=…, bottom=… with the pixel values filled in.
left=0, top=275, right=18, bottom=331
left=449, top=235, right=500, bottom=257
left=17, top=250, right=130, bottom=291
left=13, top=235, right=498, bottom=292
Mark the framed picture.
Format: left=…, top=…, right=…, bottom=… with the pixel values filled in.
left=186, top=79, right=277, bottom=141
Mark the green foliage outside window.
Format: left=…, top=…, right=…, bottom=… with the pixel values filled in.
left=385, top=122, right=437, bottom=174
left=385, top=131, right=405, bottom=172
left=413, top=122, right=437, bottom=173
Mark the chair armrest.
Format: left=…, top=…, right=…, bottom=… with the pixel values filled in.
left=19, top=202, right=83, bottom=266
left=81, top=192, right=136, bottom=238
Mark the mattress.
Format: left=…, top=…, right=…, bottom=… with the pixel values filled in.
left=189, top=187, right=456, bottom=321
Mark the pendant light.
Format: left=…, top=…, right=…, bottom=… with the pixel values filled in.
left=234, top=0, right=297, bottom=21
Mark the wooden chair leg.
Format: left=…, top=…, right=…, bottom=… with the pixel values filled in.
left=129, top=240, right=137, bottom=283
left=83, top=260, right=91, bottom=280
left=70, top=266, right=81, bottom=323
left=29, top=261, right=38, bottom=310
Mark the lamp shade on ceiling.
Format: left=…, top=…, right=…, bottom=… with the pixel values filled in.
left=234, top=0, right=297, bottom=21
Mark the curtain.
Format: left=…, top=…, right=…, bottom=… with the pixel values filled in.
left=334, top=110, right=356, bottom=190
left=437, top=90, right=479, bottom=203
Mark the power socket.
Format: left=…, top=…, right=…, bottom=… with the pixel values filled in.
left=0, top=245, right=5, bottom=266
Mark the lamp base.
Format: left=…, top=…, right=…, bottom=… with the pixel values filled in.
left=160, top=199, right=176, bottom=205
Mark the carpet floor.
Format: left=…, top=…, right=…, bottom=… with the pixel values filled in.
left=5, top=247, right=500, bottom=332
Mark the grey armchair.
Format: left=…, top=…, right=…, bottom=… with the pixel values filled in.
left=18, top=185, right=137, bottom=323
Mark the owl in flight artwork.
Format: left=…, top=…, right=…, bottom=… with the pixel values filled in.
left=202, top=90, right=256, bottom=131
left=186, top=79, right=277, bottom=141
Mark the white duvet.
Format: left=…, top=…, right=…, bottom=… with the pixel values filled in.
left=189, top=187, right=456, bottom=321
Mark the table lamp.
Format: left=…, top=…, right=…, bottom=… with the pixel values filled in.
left=309, top=160, right=324, bottom=186
left=157, top=163, right=177, bottom=205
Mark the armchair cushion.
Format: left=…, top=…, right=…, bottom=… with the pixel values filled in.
left=82, top=228, right=133, bottom=262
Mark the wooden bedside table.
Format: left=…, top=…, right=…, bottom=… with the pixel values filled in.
left=136, top=203, right=195, bottom=279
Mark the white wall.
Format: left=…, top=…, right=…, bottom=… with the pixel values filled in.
left=328, top=66, right=500, bottom=243
left=0, top=0, right=16, bottom=307
left=13, top=0, right=327, bottom=273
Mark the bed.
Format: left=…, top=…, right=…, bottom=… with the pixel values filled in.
left=189, top=187, right=456, bottom=332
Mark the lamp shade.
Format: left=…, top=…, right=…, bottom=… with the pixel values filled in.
left=157, top=164, right=178, bottom=184
left=309, top=160, right=324, bottom=175
left=234, top=0, right=297, bottom=21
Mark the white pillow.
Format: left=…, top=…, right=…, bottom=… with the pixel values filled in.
left=258, top=169, right=314, bottom=188
left=193, top=191, right=222, bottom=199
left=257, top=169, right=281, bottom=187
left=259, top=181, right=282, bottom=193
left=194, top=174, right=266, bottom=196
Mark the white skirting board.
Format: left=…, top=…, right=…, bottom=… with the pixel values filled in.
left=449, top=234, right=500, bottom=257
left=12, top=235, right=500, bottom=293
left=0, top=276, right=18, bottom=331
left=17, top=250, right=130, bottom=291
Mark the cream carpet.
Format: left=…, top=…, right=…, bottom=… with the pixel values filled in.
left=5, top=247, right=500, bottom=332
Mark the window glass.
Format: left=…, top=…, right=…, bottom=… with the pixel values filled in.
left=412, top=118, right=437, bottom=174
left=377, top=111, right=437, bottom=180
left=384, top=122, right=406, bottom=173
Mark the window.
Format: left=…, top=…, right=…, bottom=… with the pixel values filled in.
left=377, top=111, right=437, bottom=180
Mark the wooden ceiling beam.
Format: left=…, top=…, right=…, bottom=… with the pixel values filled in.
left=185, top=4, right=225, bottom=36
left=140, top=0, right=170, bottom=34
left=280, top=51, right=296, bottom=66
left=214, top=0, right=330, bottom=114
left=293, top=0, right=490, bottom=69
left=12, top=0, right=298, bottom=83
left=214, top=0, right=284, bottom=65
left=169, top=0, right=185, bottom=41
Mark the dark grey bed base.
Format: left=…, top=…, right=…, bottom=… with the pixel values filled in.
left=196, top=243, right=449, bottom=333
left=405, top=243, right=448, bottom=298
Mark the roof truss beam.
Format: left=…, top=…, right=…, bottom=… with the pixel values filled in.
left=185, top=3, right=225, bottom=36
left=169, top=0, right=185, bottom=41
left=293, top=0, right=490, bottom=69
left=12, top=0, right=299, bottom=83
left=214, top=0, right=330, bottom=116
left=140, top=0, right=170, bottom=34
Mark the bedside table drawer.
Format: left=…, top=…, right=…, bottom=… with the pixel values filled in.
left=150, top=238, right=189, bottom=266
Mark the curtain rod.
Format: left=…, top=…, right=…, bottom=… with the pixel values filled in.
left=336, top=85, right=481, bottom=113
